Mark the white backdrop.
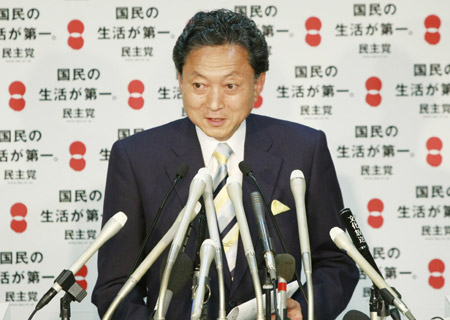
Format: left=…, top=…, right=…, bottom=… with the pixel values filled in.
left=1, top=1, right=449, bottom=319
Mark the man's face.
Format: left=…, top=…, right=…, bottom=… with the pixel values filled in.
left=178, top=44, right=266, bottom=141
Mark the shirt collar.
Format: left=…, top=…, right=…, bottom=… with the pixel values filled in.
left=195, top=120, right=246, bottom=167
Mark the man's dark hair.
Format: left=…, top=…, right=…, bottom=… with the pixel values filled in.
left=173, top=9, right=269, bottom=78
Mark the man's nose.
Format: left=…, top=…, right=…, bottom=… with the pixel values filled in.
left=206, top=87, right=224, bottom=110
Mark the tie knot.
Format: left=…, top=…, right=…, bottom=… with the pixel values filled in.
left=213, top=143, right=233, bottom=165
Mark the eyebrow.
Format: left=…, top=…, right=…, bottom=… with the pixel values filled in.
left=189, top=70, right=243, bottom=79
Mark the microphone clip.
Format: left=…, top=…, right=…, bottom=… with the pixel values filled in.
left=55, top=269, right=87, bottom=303
left=377, top=287, right=402, bottom=320
left=191, top=269, right=211, bottom=320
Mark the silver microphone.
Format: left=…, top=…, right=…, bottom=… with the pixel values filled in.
left=197, top=168, right=227, bottom=320
left=226, top=177, right=264, bottom=320
left=330, top=227, right=416, bottom=320
left=250, top=191, right=277, bottom=282
left=290, top=169, right=314, bottom=320
left=35, top=212, right=127, bottom=313
left=102, top=205, right=200, bottom=320
left=154, top=172, right=207, bottom=320
left=191, top=239, right=220, bottom=320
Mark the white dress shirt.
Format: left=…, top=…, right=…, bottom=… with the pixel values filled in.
left=195, top=120, right=246, bottom=184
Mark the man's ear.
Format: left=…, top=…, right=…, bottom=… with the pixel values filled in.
left=177, top=72, right=183, bottom=93
left=254, top=72, right=266, bottom=97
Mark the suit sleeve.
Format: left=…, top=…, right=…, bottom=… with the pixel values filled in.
left=292, top=130, right=359, bottom=319
left=91, top=140, right=152, bottom=319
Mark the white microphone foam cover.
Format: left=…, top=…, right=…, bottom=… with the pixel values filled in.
left=329, top=226, right=345, bottom=242
left=290, top=169, right=304, bottom=180
left=112, top=211, right=128, bottom=227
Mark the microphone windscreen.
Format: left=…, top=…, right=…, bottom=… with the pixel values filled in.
left=275, top=253, right=295, bottom=282
left=343, top=310, right=370, bottom=320
left=238, top=161, right=252, bottom=176
left=176, top=163, right=189, bottom=179
left=160, top=252, right=193, bottom=295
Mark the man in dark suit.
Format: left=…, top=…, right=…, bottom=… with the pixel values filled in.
left=92, top=9, right=358, bottom=320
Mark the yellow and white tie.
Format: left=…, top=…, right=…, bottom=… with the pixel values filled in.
left=213, top=143, right=239, bottom=277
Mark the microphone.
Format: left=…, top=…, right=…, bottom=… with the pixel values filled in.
left=275, top=254, right=295, bottom=320
left=197, top=168, right=227, bottom=320
left=34, top=212, right=127, bottom=312
left=226, top=177, right=264, bottom=320
left=330, top=227, right=416, bottom=320
left=250, top=191, right=277, bottom=282
left=339, top=208, right=382, bottom=276
left=102, top=204, right=200, bottom=320
left=157, top=252, right=193, bottom=318
left=238, top=162, right=275, bottom=229
left=154, top=172, right=207, bottom=320
left=343, top=310, right=370, bottom=320
left=289, top=169, right=314, bottom=320
left=239, top=161, right=307, bottom=304
left=191, top=239, right=220, bottom=320
left=275, top=254, right=295, bottom=283
left=339, top=208, right=392, bottom=319
left=129, top=163, right=189, bottom=274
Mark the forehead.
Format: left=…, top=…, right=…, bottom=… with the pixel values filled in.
left=183, top=44, right=254, bottom=76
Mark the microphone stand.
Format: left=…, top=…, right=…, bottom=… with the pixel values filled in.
left=368, top=276, right=402, bottom=320
left=60, top=293, right=74, bottom=320
left=369, top=286, right=378, bottom=320
left=377, top=287, right=403, bottom=320
left=56, top=270, right=87, bottom=320
left=370, top=286, right=389, bottom=320
left=191, top=200, right=209, bottom=319
left=263, top=266, right=272, bottom=320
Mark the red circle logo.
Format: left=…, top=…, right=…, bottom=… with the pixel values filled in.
left=75, top=265, right=88, bottom=290
left=424, top=15, right=441, bottom=45
left=254, top=95, right=263, bottom=109
left=10, top=202, right=28, bottom=233
left=68, top=19, right=85, bottom=50
left=365, top=77, right=382, bottom=107
left=128, top=80, right=145, bottom=110
left=69, top=141, right=86, bottom=171
left=305, top=17, right=322, bottom=47
left=426, top=137, right=443, bottom=167
left=428, top=259, right=445, bottom=289
left=9, top=81, right=26, bottom=111
left=367, top=198, right=384, bottom=228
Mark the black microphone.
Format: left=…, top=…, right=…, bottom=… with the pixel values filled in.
left=275, top=253, right=295, bottom=283
left=129, top=163, right=189, bottom=275
left=275, top=253, right=296, bottom=320
left=239, top=161, right=288, bottom=255
left=239, top=161, right=307, bottom=303
left=340, top=208, right=405, bottom=319
left=339, top=208, right=382, bottom=277
left=250, top=191, right=277, bottom=282
left=343, top=310, right=370, bottom=320
left=155, top=252, right=193, bottom=318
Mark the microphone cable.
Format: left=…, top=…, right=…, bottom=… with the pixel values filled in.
left=128, top=163, right=189, bottom=275
left=239, top=161, right=308, bottom=305
left=27, top=309, right=37, bottom=320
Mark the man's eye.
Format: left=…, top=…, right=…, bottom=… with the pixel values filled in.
left=193, top=83, right=203, bottom=89
left=226, top=84, right=236, bottom=89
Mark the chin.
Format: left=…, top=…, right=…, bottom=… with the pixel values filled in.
left=209, top=132, right=228, bottom=141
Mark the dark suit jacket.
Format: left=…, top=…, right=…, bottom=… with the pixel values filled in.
left=92, top=114, right=358, bottom=319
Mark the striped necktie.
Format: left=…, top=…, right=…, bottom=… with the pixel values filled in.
left=212, top=143, right=239, bottom=278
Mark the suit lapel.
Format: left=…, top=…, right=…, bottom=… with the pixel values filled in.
left=163, top=118, right=205, bottom=206
left=230, top=115, right=283, bottom=297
